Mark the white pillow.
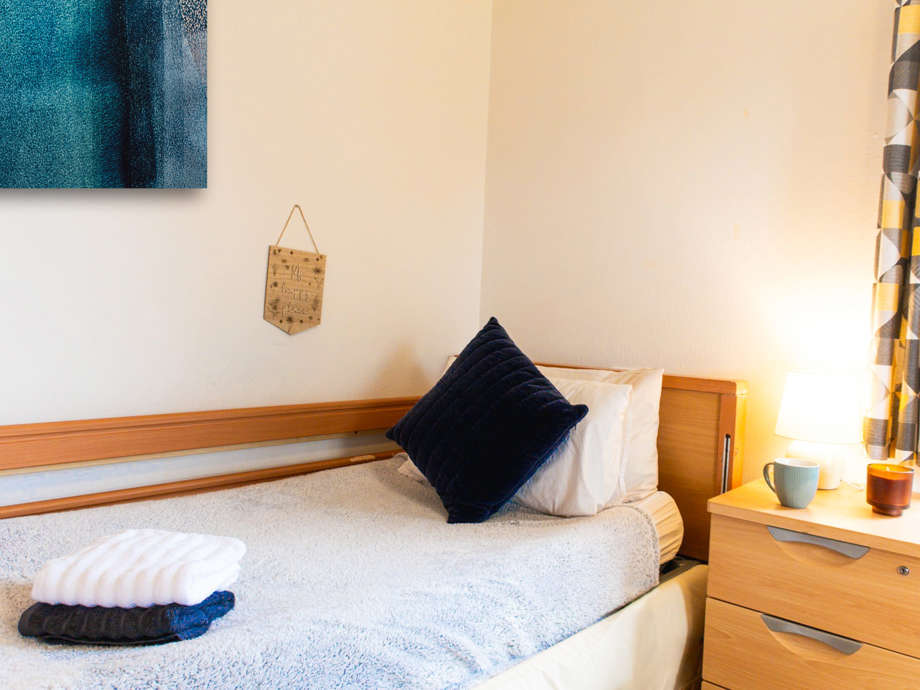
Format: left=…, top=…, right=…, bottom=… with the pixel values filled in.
left=536, top=365, right=664, bottom=503
left=396, top=452, right=428, bottom=483
left=513, top=378, right=632, bottom=516
left=441, top=356, right=665, bottom=503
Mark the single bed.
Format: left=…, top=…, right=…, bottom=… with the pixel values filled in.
left=0, top=367, right=745, bottom=689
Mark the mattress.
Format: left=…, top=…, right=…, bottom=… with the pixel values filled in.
left=632, top=491, right=684, bottom=565
left=0, top=458, right=660, bottom=690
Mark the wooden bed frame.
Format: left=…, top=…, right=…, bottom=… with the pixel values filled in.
left=0, top=369, right=745, bottom=561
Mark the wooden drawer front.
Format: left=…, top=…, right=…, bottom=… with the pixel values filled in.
left=708, top=514, right=920, bottom=658
left=703, top=598, right=920, bottom=689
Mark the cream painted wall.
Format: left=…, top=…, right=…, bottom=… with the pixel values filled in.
left=480, top=0, right=890, bottom=481
left=0, top=1, right=493, bottom=425
left=0, top=0, right=893, bottom=500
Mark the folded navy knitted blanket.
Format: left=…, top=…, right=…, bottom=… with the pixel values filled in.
left=18, top=591, right=234, bottom=646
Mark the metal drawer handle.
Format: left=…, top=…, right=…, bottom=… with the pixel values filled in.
left=767, top=526, right=869, bottom=559
left=761, top=614, right=863, bottom=655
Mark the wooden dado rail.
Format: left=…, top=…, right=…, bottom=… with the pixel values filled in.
left=0, top=397, right=417, bottom=518
left=0, top=397, right=418, bottom=472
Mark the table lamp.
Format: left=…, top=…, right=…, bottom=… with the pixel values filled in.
left=775, top=372, right=865, bottom=490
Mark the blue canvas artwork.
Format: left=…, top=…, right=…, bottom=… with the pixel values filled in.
left=0, top=1, right=207, bottom=188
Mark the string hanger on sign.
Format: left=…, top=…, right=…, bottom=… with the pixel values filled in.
left=275, top=204, right=320, bottom=253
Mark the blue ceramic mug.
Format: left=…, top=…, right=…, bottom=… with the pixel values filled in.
left=763, top=458, right=820, bottom=509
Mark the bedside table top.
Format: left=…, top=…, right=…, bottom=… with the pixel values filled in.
left=709, top=479, right=920, bottom=558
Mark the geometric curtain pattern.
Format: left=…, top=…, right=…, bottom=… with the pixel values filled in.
left=868, top=0, right=920, bottom=461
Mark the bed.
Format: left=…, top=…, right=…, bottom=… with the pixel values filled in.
left=0, top=367, right=746, bottom=689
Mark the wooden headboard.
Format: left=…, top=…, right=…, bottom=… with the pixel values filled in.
left=656, top=375, right=746, bottom=560
left=0, top=372, right=745, bottom=560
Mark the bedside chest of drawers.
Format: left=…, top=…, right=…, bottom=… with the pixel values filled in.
left=702, top=479, right=920, bottom=689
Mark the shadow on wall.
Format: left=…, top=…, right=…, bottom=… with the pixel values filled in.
left=362, top=342, right=430, bottom=400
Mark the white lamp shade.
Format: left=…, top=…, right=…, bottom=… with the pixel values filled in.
left=775, top=372, right=865, bottom=444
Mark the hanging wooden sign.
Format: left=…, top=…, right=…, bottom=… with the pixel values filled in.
left=263, top=204, right=327, bottom=334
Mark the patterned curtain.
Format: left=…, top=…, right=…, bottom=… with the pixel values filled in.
left=868, top=1, right=920, bottom=461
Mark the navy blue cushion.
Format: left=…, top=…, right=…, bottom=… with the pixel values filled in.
left=18, top=591, right=234, bottom=646
left=386, top=317, right=588, bottom=523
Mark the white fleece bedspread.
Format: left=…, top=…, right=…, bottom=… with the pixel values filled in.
left=0, top=458, right=659, bottom=690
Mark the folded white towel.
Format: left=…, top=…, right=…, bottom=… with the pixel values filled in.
left=31, top=529, right=246, bottom=608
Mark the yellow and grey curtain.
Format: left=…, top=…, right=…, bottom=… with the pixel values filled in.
left=868, top=1, right=920, bottom=461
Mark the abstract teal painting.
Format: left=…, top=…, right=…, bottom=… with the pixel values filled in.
left=0, top=1, right=207, bottom=188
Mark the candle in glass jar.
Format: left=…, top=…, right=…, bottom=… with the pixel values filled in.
left=866, top=463, right=914, bottom=516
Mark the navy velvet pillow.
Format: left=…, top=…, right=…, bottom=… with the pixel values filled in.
left=386, top=317, right=588, bottom=523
